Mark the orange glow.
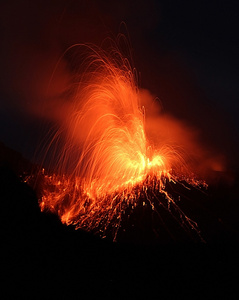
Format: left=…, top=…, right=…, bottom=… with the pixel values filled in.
left=34, top=44, right=206, bottom=241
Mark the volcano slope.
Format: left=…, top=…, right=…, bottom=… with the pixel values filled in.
left=1, top=142, right=238, bottom=298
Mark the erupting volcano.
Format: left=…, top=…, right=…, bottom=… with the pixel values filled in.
left=30, top=43, right=206, bottom=241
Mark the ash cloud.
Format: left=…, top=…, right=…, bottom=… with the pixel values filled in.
left=140, top=89, right=226, bottom=179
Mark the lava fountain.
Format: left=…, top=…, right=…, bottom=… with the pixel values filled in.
left=33, top=43, right=206, bottom=241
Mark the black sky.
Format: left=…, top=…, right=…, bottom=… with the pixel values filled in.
left=0, top=0, right=238, bottom=170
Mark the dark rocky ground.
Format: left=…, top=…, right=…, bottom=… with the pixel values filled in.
left=1, top=142, right=238, bottom=298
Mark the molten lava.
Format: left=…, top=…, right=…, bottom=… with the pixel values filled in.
left=33, top=44, right=206, bottom=241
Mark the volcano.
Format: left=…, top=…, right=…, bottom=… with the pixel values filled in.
left=1, top=0, right=239, bottom=297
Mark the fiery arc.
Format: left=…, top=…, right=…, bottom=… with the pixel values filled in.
left=36, top=44, right=205, bottom=241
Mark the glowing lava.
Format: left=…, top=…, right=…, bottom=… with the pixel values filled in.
left=33, top=44, right=206, bottom=241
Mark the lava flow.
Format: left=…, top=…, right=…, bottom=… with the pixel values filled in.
left=32, top=44, right=206, bottom=241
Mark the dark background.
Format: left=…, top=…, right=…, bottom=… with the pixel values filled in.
left=1, top=0, right=239, bottom=298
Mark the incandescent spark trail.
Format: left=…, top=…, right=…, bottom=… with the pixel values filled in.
left=29, top=43, right=206, bottom=241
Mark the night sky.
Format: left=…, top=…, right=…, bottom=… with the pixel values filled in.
left=1, top=1, right=239, bottom=298
left=0, top=0, right=238, bottom=170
